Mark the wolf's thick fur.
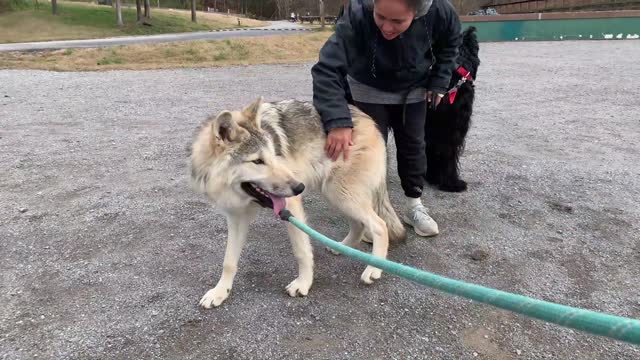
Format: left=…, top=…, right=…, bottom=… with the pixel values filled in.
left=190, top=98, right=405, bottom=308
left=425, top=26, right=481, bottom=192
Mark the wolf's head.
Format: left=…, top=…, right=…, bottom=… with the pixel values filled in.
left=190, top=97, right=304, bottom=214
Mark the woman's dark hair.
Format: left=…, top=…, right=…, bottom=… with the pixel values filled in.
left=374, top=0, right=424, bottom=12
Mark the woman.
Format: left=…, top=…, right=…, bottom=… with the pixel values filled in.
left=311, top=0, right=461, bottom=237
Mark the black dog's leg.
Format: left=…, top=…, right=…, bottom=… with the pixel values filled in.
left=425, top=93, right=471, bottom=193
left=438, top=140, right=467, bottom=192
left=424, top=26, right=479, bottom=193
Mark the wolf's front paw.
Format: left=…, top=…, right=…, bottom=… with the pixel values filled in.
left=286, top=277, right=312, bottom=297
left=360, top=266, right=382, bottom=284
left=199, top=286, right=230, bottom=308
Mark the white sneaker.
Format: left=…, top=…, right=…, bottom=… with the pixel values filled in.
left=403, top=204, right=439, bottom=237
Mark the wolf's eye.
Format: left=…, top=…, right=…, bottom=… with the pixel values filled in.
left=252, top=159, right=265, bottom=165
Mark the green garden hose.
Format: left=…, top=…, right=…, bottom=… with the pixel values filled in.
left=279, top=209, right=640, bottom=346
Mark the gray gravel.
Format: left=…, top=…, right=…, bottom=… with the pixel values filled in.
left=1, top=40, right=640, bottom=359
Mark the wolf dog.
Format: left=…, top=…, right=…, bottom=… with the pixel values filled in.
left=425, top=26, right=480, bottom=192
left=190, top=97, right=406, bottom=308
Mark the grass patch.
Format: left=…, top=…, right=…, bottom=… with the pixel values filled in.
left=96, top=48, right=124, bottom=65
left=0, top=1, right=266, bottom=43
left=97, top=55, right=124, bottom=65
left=1, top=0, right=31, bottom=11
left=0, top=32, right=332, bottom=71
left=212, top=51, right=228, bottom=61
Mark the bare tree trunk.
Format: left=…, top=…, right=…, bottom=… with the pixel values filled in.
left=144, top=0, right=151, bottom=18
left=52, top=0, right=58, bottom=15
left=191, top=0, right=197, bottom=22
left=319, top=0, right=325, bottom=28
left=136, top=0, right=142, bottom=21
left=115, top=0, right=124, bottom=26
left=275, top=0, right=291, bottom=20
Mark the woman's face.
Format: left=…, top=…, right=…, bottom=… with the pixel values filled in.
left=373, top=0, right=416, bottom=40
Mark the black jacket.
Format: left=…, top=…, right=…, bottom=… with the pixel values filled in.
left=311, top=0, right=462, bottom=132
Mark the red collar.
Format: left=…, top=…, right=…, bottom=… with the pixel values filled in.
left=456, top=66, right=474, bottom=83
left=446, top=66, right=475, bottom=104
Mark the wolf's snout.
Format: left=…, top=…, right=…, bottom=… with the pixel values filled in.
left=291, top=182, right=305, bottom=196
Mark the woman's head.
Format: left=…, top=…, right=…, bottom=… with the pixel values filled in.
left=373, top=0, right=425, bottom=40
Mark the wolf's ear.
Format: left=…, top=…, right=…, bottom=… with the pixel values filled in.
left=242, top=96, right=263, bottom=128
left=212, top=111, right=242, bottom=143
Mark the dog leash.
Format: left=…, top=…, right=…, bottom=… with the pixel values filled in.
left=278, top=208, right=640, bottom=346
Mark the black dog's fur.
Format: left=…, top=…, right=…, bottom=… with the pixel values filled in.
left=425, top=26, right=480, bottom=192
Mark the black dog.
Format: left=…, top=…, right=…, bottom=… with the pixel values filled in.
left=425, top=26, right=480, bottom=192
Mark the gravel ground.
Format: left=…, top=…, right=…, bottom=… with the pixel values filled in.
left=1, top=40, right=639, bottom=360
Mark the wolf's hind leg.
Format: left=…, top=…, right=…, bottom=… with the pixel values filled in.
left=326, top=219, right=365, bottom=255
left=325, top=188, right=388, bottom=284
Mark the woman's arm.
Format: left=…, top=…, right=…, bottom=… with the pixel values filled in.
left=311, top=3, right=358, bottom=133
left=426, top=0, right=462, bottom=96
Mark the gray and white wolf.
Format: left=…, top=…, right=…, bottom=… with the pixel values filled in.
left=190, top=97, right=406, bottom=308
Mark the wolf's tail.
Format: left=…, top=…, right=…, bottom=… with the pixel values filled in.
left=373, top=181, right=407, bottom=242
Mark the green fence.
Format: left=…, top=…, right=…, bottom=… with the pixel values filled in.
left=461, top=11, right=640, bottom=41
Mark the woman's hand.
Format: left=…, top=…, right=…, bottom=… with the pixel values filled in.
left=427, top=91, right=444, bottom=109
left=325, top=127, right=354, bottom=161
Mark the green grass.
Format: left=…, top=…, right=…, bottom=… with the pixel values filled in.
left=212, top=50, right=228, bottom=61
left=5, top=0, right=32, bottom=11
left=227, top=40, right=249, bottom=59
left=97, top=55, right=124, bottom=65
left=96, top=48, right=124, bottom=65
left=0, top=32, right=333, bottom=71
left=0, top=1, right=257, bottom=43
left=52, top=3, right=226, bottom=34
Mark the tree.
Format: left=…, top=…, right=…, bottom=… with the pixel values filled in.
left=319, top=0, right=324, bottom=28
left=192, top=0, right=197, bottom=22
left=144, top=0, right=151, bottom=18
left=136, top=0, right=142, bottom=21
left=274, top=0, right=292, bottom=20
left=52, top=0, right=57, bottom=15
left=200, top=0, right=343, bottom=20
left=115, top=0, right=124, bottom=26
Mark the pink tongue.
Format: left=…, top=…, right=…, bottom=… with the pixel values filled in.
left=269, top=194, right=286, bottom=218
